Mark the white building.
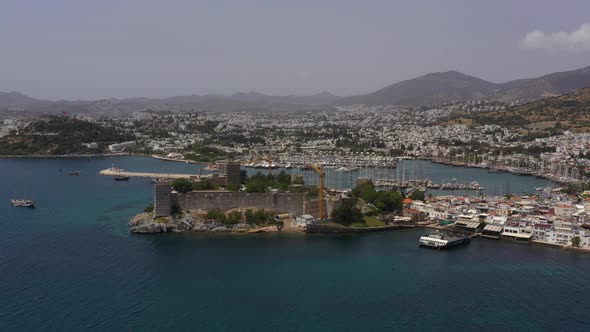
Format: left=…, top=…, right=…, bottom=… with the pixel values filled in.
left=108, top=141, right=136, bottom=152
left=293, top=214, right=315, bottom=228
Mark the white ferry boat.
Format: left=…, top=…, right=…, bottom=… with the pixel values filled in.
left=419, top=231, right=470, bottom=249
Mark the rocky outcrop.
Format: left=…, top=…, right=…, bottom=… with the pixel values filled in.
left=129, top=213, right=177, bottom=234
left=131, top=223, right=176, bottom=234
left=128, top=212, right=277, bottom=234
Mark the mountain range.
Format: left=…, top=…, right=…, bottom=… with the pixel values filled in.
left=337, top=65, right=590, bottom=106
left=1, top=65, right=590, bottom=113
left=0, top=91, right=46, bottom=108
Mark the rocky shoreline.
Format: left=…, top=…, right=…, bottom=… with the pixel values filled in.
left=128, top=212, right=281, bottom=234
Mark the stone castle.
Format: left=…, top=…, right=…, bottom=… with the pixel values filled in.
left=154, top=182, right=341, bottom=218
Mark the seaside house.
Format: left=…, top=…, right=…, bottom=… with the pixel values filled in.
left=532, top=223, right=552, bottom=242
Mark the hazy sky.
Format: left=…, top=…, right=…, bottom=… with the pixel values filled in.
left=1, top=0, right=589, bottom=100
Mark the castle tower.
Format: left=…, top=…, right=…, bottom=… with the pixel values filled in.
left=154, top=182, right=172, bottom=217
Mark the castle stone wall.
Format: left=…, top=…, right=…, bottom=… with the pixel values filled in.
left=173, top=191, right=305, bottom=216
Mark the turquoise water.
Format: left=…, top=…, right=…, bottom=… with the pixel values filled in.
left=1, top=157, right=587, bottom=331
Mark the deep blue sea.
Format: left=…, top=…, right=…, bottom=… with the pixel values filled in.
left=1, top=157, right=588, bottom=331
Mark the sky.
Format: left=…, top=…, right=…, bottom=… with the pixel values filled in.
left=1, top=0, right=590, bottom=100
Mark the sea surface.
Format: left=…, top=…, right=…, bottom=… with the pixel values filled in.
left=1, top=156, right=588, bottom=331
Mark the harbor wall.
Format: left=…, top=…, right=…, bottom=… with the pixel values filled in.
left=305, top=223, right=415, bottom=234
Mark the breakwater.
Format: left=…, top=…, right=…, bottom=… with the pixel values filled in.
left=99, top=168, right=214, bottom=180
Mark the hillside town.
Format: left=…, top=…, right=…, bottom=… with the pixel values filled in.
left=2, top=98, right=589, bottom=184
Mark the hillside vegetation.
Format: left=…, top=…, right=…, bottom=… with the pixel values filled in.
left=444, top=87, right=590, bottom=134
left=0, top=116, right=133, bottom=155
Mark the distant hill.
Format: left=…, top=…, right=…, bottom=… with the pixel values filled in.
left=0, top=91, right=337, bottom=114
left=448, top=87, right=590, bottom=133
left=336, top=71, right=498, bottom=106
left=2, top=65, right=590, bottom=112
left=0, top=91, right=44, bottom=107
left=499, top=66, right=590, bottom=102
left=336, top=66, right=590, bottom=106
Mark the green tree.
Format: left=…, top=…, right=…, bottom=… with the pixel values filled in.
left=352, top=181, right=378, bottom=202
left=245, top=179, right=268, bottom=193
left=373, top=191, right=403, bottom=212
left=331, top=202, right=363, bottom=225
left=571, top=236, right=581, bottom=248
left=408, top=190, right=425, bottom=201
left=193, top=180, right=218, bottom=190
left=171, top=178, right=193, bottom=193
left=226, top=182, right=238, bottom=192
left=351, top=181, right=402, bottom=213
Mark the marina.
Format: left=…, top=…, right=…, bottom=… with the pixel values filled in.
left=243, top=159, right=553, bottom=195
left=242, top=155, right=399, bottom=170
left=431, top=157, right=584, bottom=184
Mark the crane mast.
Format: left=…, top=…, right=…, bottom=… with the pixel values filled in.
left=309, top=163, right=324, bottom=220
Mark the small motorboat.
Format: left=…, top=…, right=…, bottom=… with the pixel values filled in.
left=69, top=171, right=81, bottom=176
left=114, top=176, right=130, bottom=181
left=10, top=199, right=36, bottom=208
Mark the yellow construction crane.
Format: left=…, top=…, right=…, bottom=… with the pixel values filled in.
left=309, top=163, right=325, bottom=220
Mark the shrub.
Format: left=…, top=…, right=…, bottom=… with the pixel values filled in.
left=206, top=210, right=227, bottom=223
left=331, top=202, right=363, bottom=225
left=172, top=178, right=193, bottom=193
left=144, top=202, right=154, bottom=213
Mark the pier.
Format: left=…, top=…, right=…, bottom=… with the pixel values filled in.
left=99, top=168, right=213, bottom=180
